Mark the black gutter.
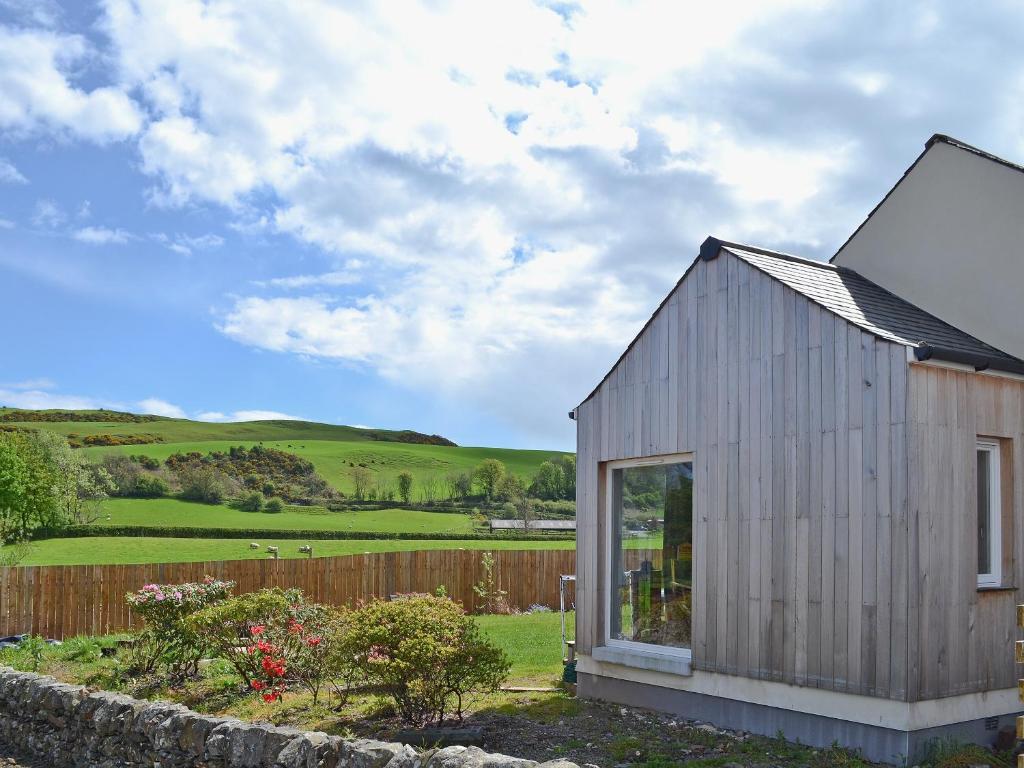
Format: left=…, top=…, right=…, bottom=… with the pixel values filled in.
left=914, top=343, right=1024, bottom=376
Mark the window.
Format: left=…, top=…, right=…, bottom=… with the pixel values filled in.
left=606, top=455, right=693, bottom=654
left=977, top=440, right=1002, bottom=588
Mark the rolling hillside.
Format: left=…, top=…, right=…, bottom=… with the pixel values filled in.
left=2, top=408, right=568, bottom=495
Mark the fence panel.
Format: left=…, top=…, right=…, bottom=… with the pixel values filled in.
left=0, top=549, right=577, bottom=639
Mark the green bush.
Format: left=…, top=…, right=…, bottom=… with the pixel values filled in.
left=177, top=466, right=230, bottom=504
left=239, top=491, right=265, bottom=512
left=133, top=475, right=169, bottom=498
left=186, top=587, right=297, bottom=684
left=187, top=587, right=351, bottom=705
left=124, top=576, right=234, bottom=677
left=344, top=593, right=510, bottom=725
left=264, top=497, right=284, bottom=513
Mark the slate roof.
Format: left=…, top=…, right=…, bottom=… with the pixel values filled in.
left=718, top=239, right=1024, bottom=371
left=575, top=237, right=1024, bottom=409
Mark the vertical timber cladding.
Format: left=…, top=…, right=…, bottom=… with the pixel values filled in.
left=908, top=366, right=1024, bottom=700
left=1017, top=604, right=1024, bottom=757
left=0, top=549, right=576, bottom=639
left=575, top=248, right=913, bottom=700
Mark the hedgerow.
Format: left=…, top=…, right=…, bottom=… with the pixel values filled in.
left=34, top=525, right=575, bottom=542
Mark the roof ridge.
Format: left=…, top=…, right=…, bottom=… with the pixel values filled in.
left=701, top=236, right=840, bottom=271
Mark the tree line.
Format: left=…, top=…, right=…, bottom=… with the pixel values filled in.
left=346, top=455, right=576, bottom=509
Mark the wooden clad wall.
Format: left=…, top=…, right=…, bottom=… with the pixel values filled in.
left=576, top=250, right=912, bottom=700
left=0, top=549, right=576, bottom=640
left=907, top=365, right=1024, bottom=699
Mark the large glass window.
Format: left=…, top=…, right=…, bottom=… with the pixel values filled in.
left=977, top=440, right=1002, bottom=588
left=608, top=457, right=693, bottom=651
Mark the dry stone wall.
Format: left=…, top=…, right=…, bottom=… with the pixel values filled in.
left=0, top=667, right=579, bottom=768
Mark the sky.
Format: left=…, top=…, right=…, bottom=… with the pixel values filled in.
left=0, top=0, right=1022, bottom=450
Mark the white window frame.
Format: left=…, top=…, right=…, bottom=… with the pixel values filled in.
left=977, top=440, right=1002, bottom=589
left=601, top=453, right=694, bottom=666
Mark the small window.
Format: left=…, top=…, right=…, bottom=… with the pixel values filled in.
left=977, top=440, right=1002, bottom=588
left=606, top=455, right=693, bottom=653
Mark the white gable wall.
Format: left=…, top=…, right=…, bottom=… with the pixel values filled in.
left=834, top=140, right=1024, bottom=359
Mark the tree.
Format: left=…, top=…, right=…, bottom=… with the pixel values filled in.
left=454, top=472, right=473, bottom=500
left=349, top=466, right=373, bottom=500
left=0, top=432, right=58, bottom=541
left=555, top=454, right=576, bottom=499
left=397, top=471, right=413, bottom=503
left=495, top=473, right=525, bottom=503
left=474, top=459, right=506, bottom=502
left=30, top=431, right=115, bottom=525
left=530, top=461, right=563, bottom=500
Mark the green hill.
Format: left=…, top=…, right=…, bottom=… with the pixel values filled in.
left=2, top=408, right=568, bottom=496
left=0, top=408, right=454, bottom=446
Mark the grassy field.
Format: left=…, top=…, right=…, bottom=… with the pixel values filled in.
left=94, top=497, right=478, bottom=533
left=7, top=536, right=574, bottom=565
left=6, top=411, right=567, bottom=496
left=85, top=438, right=560, bottom=495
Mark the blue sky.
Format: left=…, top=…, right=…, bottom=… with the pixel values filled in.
left=1, top=0, right=1022, bottom=449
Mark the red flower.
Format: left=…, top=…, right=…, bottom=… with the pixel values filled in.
left=306, top=636, right=322, bottom=647
left=287, top=621, right=303, bottom=634
left=262, top=692, right=277, bottom=703
left=250, top=625, right=265, bottom=636
left=251, top=680, right=264, bottom=691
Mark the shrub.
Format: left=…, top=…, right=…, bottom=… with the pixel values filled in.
left=345, top=594, right=510, bottom=725
left=472, top=551, right=511, bottom=615
left=177, top=466, right=232, bottom=504
left=125, top=576, right=234, bottom=677
left=187, top=588, right=347, bottom=704
left=239, top=491, right=265, bottom=512
left=264, top=497, right=284, bottom=513
left=133, top=474, right=169, bottom=498
left=185, top=588, right=298, bottom=683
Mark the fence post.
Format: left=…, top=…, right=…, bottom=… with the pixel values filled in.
left=1017, top=604, right=1024, bottom=765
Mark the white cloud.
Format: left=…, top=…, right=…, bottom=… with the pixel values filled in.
left=0, top=218, right=14, bottom=229
left=197, top=409, right=303, bottom=422
left=0, top=388, right=120, bottom=411
left=153, top=231, right=225, bottom=255
left=261, top=271, right=361, bottom=290
left=8, top=0, right=1009, bottom=443
left=2, top=377, right=56, bottom=390
left=137, top=397, right=187, bottom=418
left=0, top=26, right=141, bottom=142
left=73, top=226, right=132, bottom=244
left=31, top=198, right=63, bottom=228
left=0, top=158, right=27, bottom=184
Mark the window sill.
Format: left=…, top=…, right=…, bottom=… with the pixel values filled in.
left=977, top=584, right=1015, bottom=594
left=591, top=645, right=693, bottom=676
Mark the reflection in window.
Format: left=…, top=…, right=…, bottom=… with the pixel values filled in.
left=609, top=460, right=693, bottom=649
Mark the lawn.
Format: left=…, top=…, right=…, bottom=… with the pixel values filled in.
left=8, top=536, right=574, bottom=566
left=86, top=439, right=562, bottom=495
left=94, top=497, right=478, bottom=534
left=476, top=610, right=568, bottom=685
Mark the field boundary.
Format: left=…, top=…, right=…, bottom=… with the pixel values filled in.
left=32, top=525, right=576, bottom=542
left=0, top=549, right=577, bottom=639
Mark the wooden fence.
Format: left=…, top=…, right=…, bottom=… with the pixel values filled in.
left=0, top=549, right=577, bottom=640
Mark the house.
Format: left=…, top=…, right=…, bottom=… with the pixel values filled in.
left=570, top=135, right=1024, bottom=762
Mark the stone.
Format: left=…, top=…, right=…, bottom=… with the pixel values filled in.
left=425, top=745, right=537, bottom=768
left=0, top=667, right=562, bottom=768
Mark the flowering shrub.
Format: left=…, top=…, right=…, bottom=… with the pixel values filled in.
left=124, top=576, right=233, bottom=676
left=187, top=588, right=345, bottom=704
left=185, top=588, right=297, bottom=684
left=343, top=593, right=510, bottom=725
